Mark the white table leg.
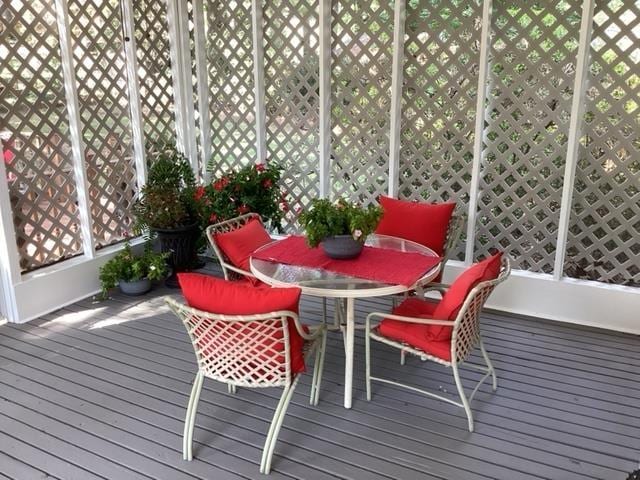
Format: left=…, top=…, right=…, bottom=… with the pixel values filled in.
left=344, top=297, right=355, bottom=409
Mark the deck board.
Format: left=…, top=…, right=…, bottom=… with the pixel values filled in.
left=0, top=267, right=639, bottom=479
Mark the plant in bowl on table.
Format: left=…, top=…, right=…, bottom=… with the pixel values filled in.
left=299, top=198, right=383, bottom=259
left=196, top=162, right=286, bottom=231
left=98, top=241, right=169, bottom=299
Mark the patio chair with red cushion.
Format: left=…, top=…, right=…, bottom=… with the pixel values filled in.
left=205, top=213, right=273, bottom=285
left=166, top=274, right=327, bottom=474
left=364, top=253, right=510, bottom=432
left=375, top=196, right=464, bottom=283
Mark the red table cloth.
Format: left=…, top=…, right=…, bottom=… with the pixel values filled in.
left=252, top=236, right=440, bottom=287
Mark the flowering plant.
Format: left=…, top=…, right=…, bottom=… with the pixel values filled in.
left=196, top=162, right=286, bottom=231
left=298, top=198, right=383, bottom=248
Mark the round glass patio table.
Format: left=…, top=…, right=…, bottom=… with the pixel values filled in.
left=250, top=234, right=440, bottom=409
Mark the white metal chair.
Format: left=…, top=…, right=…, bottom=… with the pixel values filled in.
left=365, top=256, right=510, bottom=432
left=166, top=297, right=327, bottom=474
left=205, top=213, right=263, bottom=282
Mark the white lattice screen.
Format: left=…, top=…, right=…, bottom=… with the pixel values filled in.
left=564, top=0, right=640, bottom=287
left=68, top=0, right=138, bottom=248
left=476, top=0, right=583, bottom=273
left=133, top=0, right=176, bottom=147
left=330, top=0, right=395, bottom=204
left=205, top=0, right=256, bottom=177
left=0, top=0, right=84, bottom=272
left=264, top=0, right=320, bottom=230
left=400, top=0, right=483, bottom=260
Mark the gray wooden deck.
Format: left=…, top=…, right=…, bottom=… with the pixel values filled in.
left=0, top=269, right=639, bottom=479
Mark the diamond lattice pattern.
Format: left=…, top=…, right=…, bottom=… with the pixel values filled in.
left=206, top=0, right=256, bottom=178
left=0, top=0, right=84, bottom=272
left=564, top=0, right=640, bottom=286
left=330, top=0, right=394, bottom=203
left=400, top=0, right=483, bottom=260
left=476, top=0, right=582, bottom=272
left=68, top=0, right=138, bottom=247
left=264, top=0, right=320, bottom=231
left=133, top=0, right=176, bottom=148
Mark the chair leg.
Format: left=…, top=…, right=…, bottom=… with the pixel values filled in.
left=479, top=337, right=498, bottom=391
left=322, top=298, right=327, bottom=325
left=227, top=383, right=237, bottom=395
left=183, top=371, right=204, bottom=460
left=260, top=379, right=299, bottom=474
left=310, top=330, right=327, bottom=406
left=400, top=350, right=406, bottom=366
left=365, top=321, right=372, bottom=401
left=452, top=363, right=474, bottom=432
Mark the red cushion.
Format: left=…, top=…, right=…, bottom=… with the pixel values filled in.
left=432, top=251, right=503, bottom=327
left=177, top=273, right=307, bottom=373
left=382, top=296, right=452, bottom=344
left=378, top=317, right=452, bottom=361
left=215, top=219, right=272, bottom=285
left=375, top=196, right=455, bottom=256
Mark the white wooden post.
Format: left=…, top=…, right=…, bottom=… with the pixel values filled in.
left=54, top=0, right=95, bottom=259
left=553, top=0, right=596, bottom=280
left=0, top=142, right=21, bottom=321
left=121, top=0, right=148, bottom=187
left=387, top=0, right=406, bottom=198
left=464, top=0, right=493, bottom=265
left=193, top=0, right=213, bottom=180
left=252, top=0, right=267, bottom=164
left=318, top=0, right=332, bottom=198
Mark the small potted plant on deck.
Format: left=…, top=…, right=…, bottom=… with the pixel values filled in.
left=299, top=198, right=382, bottom=259
left=98, top=241, right=169, bottom=299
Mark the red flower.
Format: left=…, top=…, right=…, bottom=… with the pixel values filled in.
left=280, top=200, right=289, bottom=212
left=237, top=204, right=250, bottom=214
left=213, top=177, right=229, bottom=191
left=262, top=178, right=273, bottom=188
left=194, top=186, right=205, bottom=200
left=255, top=163, right=265, bottom=172
left=209, top=212, right=218, bottom=223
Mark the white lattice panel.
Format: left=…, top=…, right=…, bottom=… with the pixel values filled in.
left=133, top=0, right=176, bottom=146
left=330, top=0, right=394, bottom=203
left=264, top=0, right=320, bottom=230
left=564, top=0, right=640, bottom=286
left=68, top=0, right=138, bottom=247
left=205, top=0, right=256, bottom=177
left=476, top=0, right=582, bottom=273
left=0, top=0, right=84, bottom=272
left=400, top=0, right=483, bottom=260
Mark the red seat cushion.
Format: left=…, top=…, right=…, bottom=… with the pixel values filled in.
left=431, top=251, right=503, bottom=333
left=214, top=219, right=272, bottom=285
left=379, top=315, right=452, bottom=361
left=375, top=196, right=455, bottom=256
left=177, top=273, right=307, bottom=373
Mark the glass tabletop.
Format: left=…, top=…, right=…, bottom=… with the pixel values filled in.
left=250, top=234, right=440, bottom=298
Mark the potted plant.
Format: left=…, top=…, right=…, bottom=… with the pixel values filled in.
left=133, top=146, right=202, bottom=287
left=299, top=198, right=383, bottom=259
left=98, top=241, right=169, bottom=299
left=196, top=162, right=286, bottom=231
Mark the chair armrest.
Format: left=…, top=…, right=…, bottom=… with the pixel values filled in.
left=222, top=262, right=257, bottom=278
left=420, top=282, right=451, bottom=296
left=366, top=311, right=454, bottom=327
left=289, top=312, right=326, bottom=341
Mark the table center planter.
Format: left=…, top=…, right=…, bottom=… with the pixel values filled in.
left=322, top=235, right=364, bottom=260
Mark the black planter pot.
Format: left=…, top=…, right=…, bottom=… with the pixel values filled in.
left=322, top=235, right=364, bottom=260
left=153, top=222, right=200, bottom=288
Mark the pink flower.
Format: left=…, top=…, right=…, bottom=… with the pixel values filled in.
left=209, top=212, right=218, bottom=223
left=237, top=204, right=250, bottom=214
left=213, top=177, right=229, bottom=191
left=194, top=186, right=205, bottom=200
left=262, top=178, right=273, bottom=188
left=255, top=163, right=265, bottom=172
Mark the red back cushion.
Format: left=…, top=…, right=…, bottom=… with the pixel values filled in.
left=375, top=196, right=455, bottom=256
left=215, top=219, right=272, bottom=284
left=431, top=252, right=503, bottom=336
left=177, top=273, right=307, bottom=373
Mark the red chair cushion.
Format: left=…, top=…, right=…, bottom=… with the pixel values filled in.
left=214, top=218, right=272, bottom=285
left=177, top=273, right=307, bottom=373
left=375, top=196, right=455, bottom=256
left=378, top=314, right=452, bottom=361
left=431, top=251, right=503, bottom=329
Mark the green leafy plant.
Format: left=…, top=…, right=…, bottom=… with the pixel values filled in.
left=196, top=162, right=286, bottom=231
left=133, top=146, right=199, bottom=231
left=98, top=241, right=169, bottom=299
left=298, top=198, right=383, bottom=248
